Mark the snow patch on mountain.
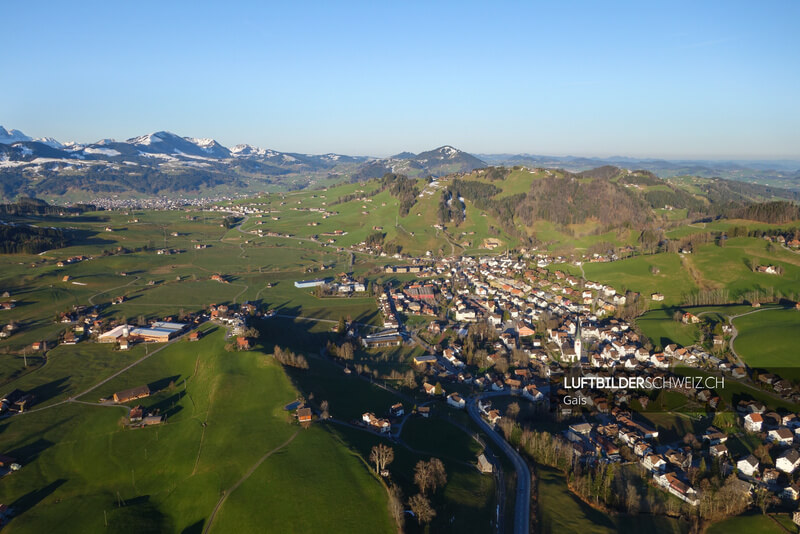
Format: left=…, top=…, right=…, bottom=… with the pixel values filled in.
left=84, top=147, right=121, bottom=157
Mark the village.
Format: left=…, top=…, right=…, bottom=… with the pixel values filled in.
left=332, top=252, right=800, bottom=514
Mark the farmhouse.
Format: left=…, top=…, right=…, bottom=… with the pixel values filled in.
left=297, top=407, right=312, bottom=423
left=113, top=385, right=151, bottom=404
left=361, top=412, right=391, bottom=433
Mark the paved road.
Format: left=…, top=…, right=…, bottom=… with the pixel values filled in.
left=467, top=392, right=530, bottom=534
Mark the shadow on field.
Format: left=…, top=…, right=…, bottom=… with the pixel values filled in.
left=7, top=437, right=57, bottom=465
left=148, top=375, right=181, bottom=392
left=181, top=519, right=205, bottom=534
left=27, top=376, right=71, bottom=404
left=148, top=391, right=186, bottom=418
left=9, top=478, right=66, bottom=517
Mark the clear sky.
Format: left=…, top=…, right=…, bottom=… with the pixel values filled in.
left=2, top=1, right=798, bottom=159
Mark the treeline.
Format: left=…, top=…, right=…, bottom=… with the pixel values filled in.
left=0, top=224, right=66, bottom=254
left=381, top=173, right=419, bottom=216
left=644, top=188, right=706, bottom=212
left=510, top=426, right=751, bottom=523
left=0, top=197, right=93, bottom=216
left=0, top=164, right=243, bottom=196
left=330, top=188, right=381, bottom=206
left=481, top=166, right=512, bottom=181
left=437, top=190, right=464, bottom=225
left=728, top=201, right=800, bottom=224
left=273, top=346, right=309, bottom=369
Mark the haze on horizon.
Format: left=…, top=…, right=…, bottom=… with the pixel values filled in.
left=2, top=1, right=798, bottom=160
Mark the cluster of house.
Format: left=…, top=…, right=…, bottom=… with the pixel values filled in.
left=390, top=283, right=437, bottom=317
left=128, top=404, right=164, bottom=427
left=156, top=248, right=183, bottom=256
left=762, top=233, right=800, bottom=249
left=329, top=273, right=366, bottom=294
left=734, top=405, right=800, bottom=499
left=55, top=255, right=88, bottom=267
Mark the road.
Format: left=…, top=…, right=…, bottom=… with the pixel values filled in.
left=467, top=392, right=530, bottom=534
left=697, top=305, right=781, bottom=368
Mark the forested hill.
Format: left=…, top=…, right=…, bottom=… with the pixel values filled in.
left=429, top=166, right=800, bottom=240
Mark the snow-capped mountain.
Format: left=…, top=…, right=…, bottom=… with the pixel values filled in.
left=0, top=126, right=33, bottom=144
left=0, top=126, right=66, bottom=149
left=0, top=126, right=487, bottom=198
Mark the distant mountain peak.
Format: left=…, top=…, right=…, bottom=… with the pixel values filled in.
left=0, top=126, right=33, bottom=145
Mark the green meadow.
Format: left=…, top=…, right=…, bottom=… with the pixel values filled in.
left=0, top=329, right=395, bottom=534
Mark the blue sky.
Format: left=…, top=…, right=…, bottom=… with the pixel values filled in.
left=2, top=1, right=798, bottom=158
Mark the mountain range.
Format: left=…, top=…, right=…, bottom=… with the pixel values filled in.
left=0, top=126, right=798, bottom=199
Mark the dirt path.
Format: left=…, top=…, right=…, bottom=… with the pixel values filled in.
left=203, top=430, right=300, bottom=534
left=87, top=276, right=141, bottom=306
left=679, top=253, right=714, bottom=291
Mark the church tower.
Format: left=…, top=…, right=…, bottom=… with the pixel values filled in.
left=573, top=319, right=583, bottom=362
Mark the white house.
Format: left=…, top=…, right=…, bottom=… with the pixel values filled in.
left=777, top=449, right=800, bottom=474
left=446, top=392, right=466, bottom=409
left=642, top=454, right=667, bottom=472
left=522, top=385, right=543, bottom=402
left=737, top=455, right=760, bottom=477
left=768, top=428, right=795, bottom=446
left=744, top=412, right=764, bottom=433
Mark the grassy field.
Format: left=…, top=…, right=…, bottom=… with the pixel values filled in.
left=733, top=308, right=800, bottom=373
left=582, top=253, right=697, bottom=306
left=706, top=512, right=792, bottom=534
left=0, top=329, right=395, bottom=534
left=689, top=237, right=800, bottom=300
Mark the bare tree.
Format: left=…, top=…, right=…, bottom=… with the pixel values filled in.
left=388, top=484, right=405, bottom=530
left=429, top=458, right=447, bottom=491
left=414, top=460, right=433, bottom=494
left=370, top=444, right=394, bottom=475
left=408, top=493, right=436, bottom=525
left=507, top=402, right=521, bottom=421
left=320, top=400, right=330, bottom=420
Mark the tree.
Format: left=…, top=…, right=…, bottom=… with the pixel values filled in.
left=370, top=444, right=394, bottom=475
left=336, top=316, right=346, bottom=335
left=414, top=460, right=433, bottom=494
left=339, top=341, right=354, bottom=360
left=507, top=402, right=521, bottom=421
left=755, top=486, right=770, bottom=515
left=433, top=382, right=443, bottom=396
left=415, top=459, right=447, bottom=495
left=408, top=494, right=436, bottom=525
left=388, top=484, right=404, bottom=530
left=320, top=400, right=330, bottom=420
left=429, top=458, right=447, bottom=491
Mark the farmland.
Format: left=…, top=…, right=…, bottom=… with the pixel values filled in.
left=0, top=329, right=394, bottom=534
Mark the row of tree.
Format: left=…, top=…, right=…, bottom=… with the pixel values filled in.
left=272, top=346, right=309, bottom=369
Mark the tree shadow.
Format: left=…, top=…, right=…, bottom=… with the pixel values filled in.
left=148, top=375, right=181, bottom=393
left=27, top=376, right=71, bottom=405
left=9, top=478, right=66, bottom=517
left=181, top=519, right=205, bottom=534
